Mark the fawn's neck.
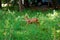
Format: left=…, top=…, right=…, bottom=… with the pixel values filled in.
left=25, top=17, right=29, bottom=20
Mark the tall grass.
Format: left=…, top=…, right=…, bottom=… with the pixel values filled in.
left=0, top=9, right=60, bottom=40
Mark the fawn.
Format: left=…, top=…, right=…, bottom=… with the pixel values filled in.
left=24, top=15, right=40, bottom=25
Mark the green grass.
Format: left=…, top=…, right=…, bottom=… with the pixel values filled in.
left=0, top=9, right=60, bottom=40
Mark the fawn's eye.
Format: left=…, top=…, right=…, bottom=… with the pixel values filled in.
left=28, top=20, right=30, bottom=22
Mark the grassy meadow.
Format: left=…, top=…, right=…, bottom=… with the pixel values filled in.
left=0, top=9, right=60, bottom=40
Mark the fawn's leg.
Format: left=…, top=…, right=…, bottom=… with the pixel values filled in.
left=26, top=22, right=28, bottom=27
left=36, top=21, right=40, bottom=26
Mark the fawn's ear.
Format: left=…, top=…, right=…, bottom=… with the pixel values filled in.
left=25, top=13, right=28, bottom=16
left=25, top=13, right=29, bottom=18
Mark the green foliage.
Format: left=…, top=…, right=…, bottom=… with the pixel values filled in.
left=0, top=9, right=60, bottom=40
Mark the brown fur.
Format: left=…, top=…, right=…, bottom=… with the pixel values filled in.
left=24, top=15, right=40, bottom=25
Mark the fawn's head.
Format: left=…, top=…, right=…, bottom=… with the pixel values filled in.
left=24, top=14, right=29, bottom=20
